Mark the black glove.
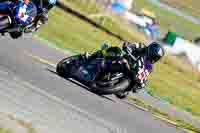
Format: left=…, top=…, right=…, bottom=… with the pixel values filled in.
left=40, top=13, right=48, bottom=24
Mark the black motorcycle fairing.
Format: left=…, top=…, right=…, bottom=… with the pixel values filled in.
left=73, top=58, right=104, bottom=82
left=56, top=55, right=132, bottom=95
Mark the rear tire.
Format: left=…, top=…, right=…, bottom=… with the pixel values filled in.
left=9, top=32, right=22, bottom=39
left=90, top=78, right=130, bottom=95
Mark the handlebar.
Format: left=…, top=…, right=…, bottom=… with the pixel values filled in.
left=122, top=46, right=138, bottom=62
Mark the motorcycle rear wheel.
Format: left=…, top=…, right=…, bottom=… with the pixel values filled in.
left=90, top=78, right=130, bottom=95
left=9, top=31, right=22, bottom=39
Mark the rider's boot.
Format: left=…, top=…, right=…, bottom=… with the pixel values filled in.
left=115, top=90, right=129, bottom=99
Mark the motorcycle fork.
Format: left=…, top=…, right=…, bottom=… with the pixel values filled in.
left=106, top=73, right=111, bottom=80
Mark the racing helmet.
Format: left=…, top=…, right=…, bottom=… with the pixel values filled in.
left=146, top=42, right=165, bottom=64
left=43, top=0, right=56, bottom=10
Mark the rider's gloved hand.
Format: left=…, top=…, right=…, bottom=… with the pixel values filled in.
left=39, top=12, right=48, bottom=24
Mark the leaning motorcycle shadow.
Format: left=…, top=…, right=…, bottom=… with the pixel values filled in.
left=46, top=68, right=117, bottom=102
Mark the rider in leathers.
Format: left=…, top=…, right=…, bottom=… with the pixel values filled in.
left=86, top=41, right=165, bottom=98
left=0, top=0, right=56, bottom=33
left=28, top=0, right=57, bottom=32
left=0, top=0, right=33, bottom=26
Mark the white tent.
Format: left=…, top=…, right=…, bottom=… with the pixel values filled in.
left=124, top=11, right=146, bottom=27
left=120, top=0, right=133, bottom=10
left=164, top=37, right=200, bottom=71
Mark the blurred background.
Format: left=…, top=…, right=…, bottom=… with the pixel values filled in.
left=35, top=0, right=200, bottom=118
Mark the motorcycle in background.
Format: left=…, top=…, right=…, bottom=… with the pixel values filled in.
left=0, top=0, right=43, bottom=39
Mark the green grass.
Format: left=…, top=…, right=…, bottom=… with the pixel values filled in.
left=134, top=0, right=200, bottom=40
left=160, top=0, right=200, bottom=19
left=91, top=15, right=147, bottom=42
left=62, top=0, right=101, bottom=15
left=36, top=1, right=200, bottom=119
left=36, top=8, right=120, bottom=53
left=36, top=7, right=146, bottom=52
left=61, top=0, right=147, bottom=42
left=0, top=128, right=11, bottom=133
left=148, top=56, right=200, bottom=117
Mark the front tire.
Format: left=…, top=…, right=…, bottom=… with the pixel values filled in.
left=56, top=58, right=70, bottom=77
left=56, top=55, right=79, bottom=77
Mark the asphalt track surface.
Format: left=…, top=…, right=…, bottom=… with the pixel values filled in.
left=0, top=35, right=184, bottom=133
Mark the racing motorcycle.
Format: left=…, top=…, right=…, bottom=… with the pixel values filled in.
left=56, top=52, right=138, bottom=98
left=0, top=0, right=42, bottom=39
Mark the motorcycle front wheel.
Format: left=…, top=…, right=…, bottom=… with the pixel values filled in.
left=56, top=55, right=80, bottom=77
